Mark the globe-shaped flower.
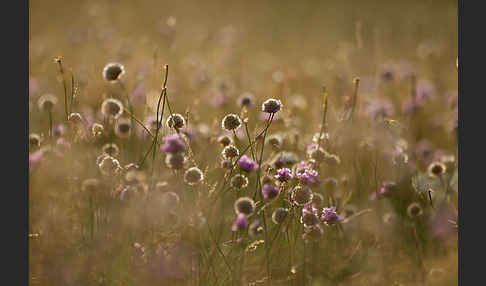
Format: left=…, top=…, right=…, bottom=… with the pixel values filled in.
left=222, top=145, right=239, bottom=159
left=230, top=174, right=249, bottom=189
left=234, top=197, right=255, bottom=215
left=161, top=134, right=186, bottom=154
left=184, top=167, right=204, bottom=185
left=238, top=155, right=259, bottom=172
left=101, top=98, right=124, bottom=119
left=38, top=94, right=58, bottom=112
left=291, top=186, right=314, bottom=206
left=300, top=204, right=320, bottom=227
left=320, top=206, right=344, bottom=225
left=262, top=98, right=283, bottom=114
left=166, top=113, right=186, bottom=129
left=232, top=214, right=248, bottom=231
left=102, top=62, right=125, bottom=82
left=262, top=184, right=280, bottom=201
left=165, top=153, right=186, bottom=169
left=221, top=114, right=242, bottom=131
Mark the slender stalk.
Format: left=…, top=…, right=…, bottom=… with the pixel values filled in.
left=48, top=110, right=53, bottom=138
left=243, top=121, right=256, bottom=161
left=317, top=86, right=328, bottom=150
left=55, top=56, right=69, bottom=121
left=349, top=77, right=360, bottom=121
left=70, top=68, right=75, bottom=114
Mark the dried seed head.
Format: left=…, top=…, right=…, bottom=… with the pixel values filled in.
left=91, top=123, right=104, bottom=137
left=166, top=113, right=186, bottom=129
left=102, top=62, right=125, bottom=82
left=234, top=197, right=255, bottom=215
left=114, top=118, right=132, bottom=138
left=291, top=186, right=314, bottom=206
left=222, top=145, right=239, bottom=159
left=38, top=94, right=58, bottom=112
left=165, top=153, right=186, bottom=170
left=271, top=208, right=288, bottom=224
left=98, top=155, right=122, bottom=176
left=217, top=135, right=233, bottom=147
left=221, top=113, right=242, bottom=131
left=68, top=113, right=83, bottom=125
left=407, top=202, right=423, bottom=218
left=184, top=167, right=204, bottom=185
left=230, top=174, right=249, bottom=189
left=101, top=98, right=124, bottom=119
left=427, top=161, right=446, bottom=177
left=29, top=133, right=41, bottom=150
left=102, top=143, right=119, bottom=157
left=262, top=98, right=283, bottom=114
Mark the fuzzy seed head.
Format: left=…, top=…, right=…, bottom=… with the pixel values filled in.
left=166, top=113, right=186, bottom=129
left=291, top=186, right=314, bottom=206
left=101, top=98, right=124, bottom=119
left=165, top=153, right=186, bottom=169
left=102, top=143, right=120, bottom=157
left=38, top=94, right=58, bottom=112
left=262, top=98, right=282, bottom=113
left=271, top=208, right=288, bottom=224
left=230, top=174, right=249, bottom=189
left=234, top=197, right=255, bottom=215
left=221, top=114, right=242, bottom=131
left=222, top=145, right=239, bottom=159
left=102, top=63, right=125, bottom=82
left=114, top=118, right=132, bottom=138
left=184, top=167, right=204, bottom=185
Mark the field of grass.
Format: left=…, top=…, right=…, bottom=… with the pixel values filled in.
left=29, top=0, right=458, bottom=285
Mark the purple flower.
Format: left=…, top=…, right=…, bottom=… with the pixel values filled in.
left=275, top=168, right=293, bottom=182
left=211, top=92, right=229, bottom=107
left=262, top=184, right=280, bottom=201
left=380, top=63, right=395, bottom=81
left=296, top=169, right=321, bottom=187
left=301, top=204, right=320, bottom=227
left=370, top=181, right=397, bottom=200
left=161, top=134, right=186, bottom=154
left=232, top=214, right=248, bottom=231
left=320, top=206, right=344, bottom=225
left=238, top=155, right=259, bottom=172
left=415, top=80, right=436, bottom=104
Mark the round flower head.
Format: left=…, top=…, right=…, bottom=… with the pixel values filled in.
left=38, top=94, right=58, bottom=112
left=221, top=159, right=233, bottom=169
left=29, top=133, right=41, bottom=150
left=98, top=155, right=122, bottom=176
left=221, top=113, right=242, bottom=131
left=262, top=184, right=280, bottom=201
left=161, top=134, right=186, bottom=154
left=302, top=225, right=324, bottom=242
left=407, top=202, right=423, bottom=218
left=296, top=169, right=321, bottom=187
left=81, top=178, right=100, bottom=193
left=166, top=113, right=186, bottom=129
left=102, top=62, right=125, bottom=82
left=383, top=212, right=397, bottom=225
left=275, top=168, right=293, bottom=182
left=230, top=174, right=249, bottom=189
left=271, top=151, right=299, bottom=169
left=312, top=193, right=324, bottom=208
left=232, top=214, right=248, bottom=232
left=234, top=197, right=255, bottom=215
left=238, top=92, right=254, bottom=108
left=217, top=135, right=233, bottom=147
left=427, top=161, right=446, bottom=178
left=68, top=112, right=83, bottom=125
left=91, top=123, right=104, bottom=137
left=114, top=118, right=132, bottom=138
left=262, top=98, right=282, bottom=113
left=165, top=153, right=186, bottom=170
left=249, top=219, right=263, bottom=237
left=184, top=167, right=204, bottom=185
left=291, top=186, right=314, bottom=206
left=222, top=145, right=239, bottom=159
left=300, top=204, right=320, bottom=227
left=271, top=208, right=288, bottom=224
left=102, top=143, right=120, bottom=157
left=238, top=155, right=259, bottom=172
left=101, top=98, right=124, bottom=119
left=320, top=206, right=344, bottom=225
left=161, top=191, right=180, bottom=210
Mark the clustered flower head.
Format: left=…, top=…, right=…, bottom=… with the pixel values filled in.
left=300, top=204, right=320, bottom=227
left=166, top=113, right=186, bottom=129
left=165, top=153, right=186, bottom=169
left=217, top=135, right=232, bottom=147
left=427, top=161, right=446, bottom=178
left=230, top=174, right=249, bottom=189
left=115, top=118, right=132, bottom=138
left=232, top=213, right=248, bottom=232
left=91, top=123, right=104, bottom=137
left=184, top=167, right=204, bottom=185
left=102, top=143, right=120, bottom=157
left=262, top=184, right=280, bottom=201
left=291, top=186, right=314, bottom=206
left=275, top=168, right=293, bottom=182
left=222, top=145, right=239, bottom=159
left=296, top=168, right=321, bottom=187
left=101, top=98, right=124, bottom=119
left=407, top=202, right=423, bottom=218
left=98, top=155, right=122, bottom=176
left=29, top=133, right=41, bottom=150
left=234, top=197, right=255, bottom=215
left=262, top=98, right=283, bottom=114
left=370, top=181, right=398, bottom=200
left=238, top=92, right=254, bottom=108
left=320, top=206, right=344, bottom=225
left=103, top=62, right=125, bottom=82
left=221, top=113, right=242, bottom=131
left=161, top=134, right=186, bottom=154
left=238, top=155, right=259, bottom=172
left=38, top=94, right=58, bottom=112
